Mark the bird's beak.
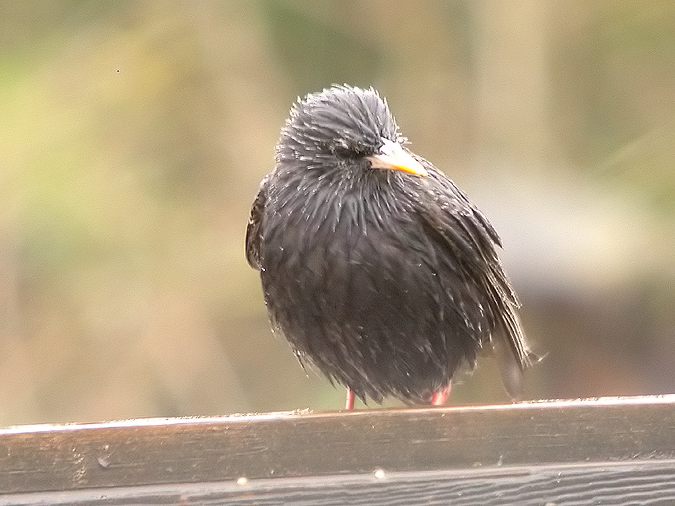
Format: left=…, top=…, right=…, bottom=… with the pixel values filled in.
left=367, top=139, right=428, bottom=177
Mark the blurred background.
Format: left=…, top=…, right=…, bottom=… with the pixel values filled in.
left=0, top=0, right=673, bottom=425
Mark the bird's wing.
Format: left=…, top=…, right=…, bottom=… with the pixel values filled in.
left=420, top=168, right=538, bottom=397
left=245, top=174, right=270, bottom=270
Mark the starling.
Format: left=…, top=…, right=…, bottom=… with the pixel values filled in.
left=246, top=85, right=537, bottom=409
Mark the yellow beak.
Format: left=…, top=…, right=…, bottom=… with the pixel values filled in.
left=367, top=139, right=428, bottom=177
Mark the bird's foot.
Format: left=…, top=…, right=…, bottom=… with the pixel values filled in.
left=431, top=383, right=452, bottom=406
left=345, top=387, right=355, bottom=410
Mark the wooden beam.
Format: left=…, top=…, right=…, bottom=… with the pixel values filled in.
left=1, top=395, right=674, bottom=504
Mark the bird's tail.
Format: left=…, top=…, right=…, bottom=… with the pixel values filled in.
left=494, top=327, right=544, bottom=400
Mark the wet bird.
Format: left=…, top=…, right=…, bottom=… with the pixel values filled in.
left=246, top=85, right=537, bottom=409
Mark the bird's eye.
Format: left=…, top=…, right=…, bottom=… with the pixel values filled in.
left=331, top=139, right=359, bottom=158
left=336, top=138, right=350, bottom=151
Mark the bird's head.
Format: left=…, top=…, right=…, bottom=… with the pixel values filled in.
left=276, top=85, right=428, bottom=178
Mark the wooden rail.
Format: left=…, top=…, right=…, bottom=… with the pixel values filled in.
left=1, top=395, right=674, bottom=505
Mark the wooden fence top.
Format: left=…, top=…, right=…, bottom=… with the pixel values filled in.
left=1, top=395, right=674, bottom=504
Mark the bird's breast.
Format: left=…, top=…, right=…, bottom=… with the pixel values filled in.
left=261, top=184, right=442, bottom=328
left=264, top=180, right=418, bottom=272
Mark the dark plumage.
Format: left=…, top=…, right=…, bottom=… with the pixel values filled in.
left=246, top=85, right=537, bottom=406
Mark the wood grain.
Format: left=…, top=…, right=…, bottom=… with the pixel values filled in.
left=0, top=395, right=674, bottom=504
left=2, top=462, right=675, bottom=505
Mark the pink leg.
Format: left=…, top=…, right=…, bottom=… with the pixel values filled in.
left=431, top=383, right=452, bottom=406
left=345, top=387, right=355, bottom=410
